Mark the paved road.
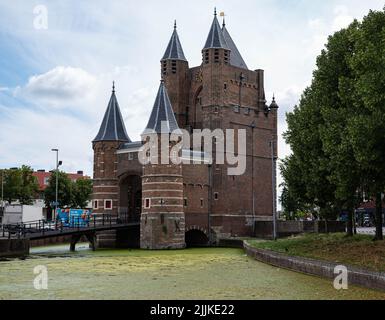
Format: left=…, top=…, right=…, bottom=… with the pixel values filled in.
left=357, top=227, right=385, bottom=235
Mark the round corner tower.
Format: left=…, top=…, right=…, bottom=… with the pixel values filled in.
left=92, top=83, right=131, bottom=248
left=140, top=81, right=185, bottom=249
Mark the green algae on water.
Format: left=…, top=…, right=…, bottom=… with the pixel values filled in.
left=0, top=245, right=384, bottom=300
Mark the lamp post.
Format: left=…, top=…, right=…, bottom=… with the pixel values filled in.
left=51, top=149, right=60, bottom=219
left=270, top=140, right=277, bottom=240
left=251, top=121, right=256, bottom=235
left=1, top=169, right=4, bottom=217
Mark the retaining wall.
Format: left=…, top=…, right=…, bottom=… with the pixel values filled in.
left=0, top=239, right=30, bottom=258
left=244, top=241, right=385, bottom=292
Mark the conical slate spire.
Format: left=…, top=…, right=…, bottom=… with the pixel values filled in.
left=161, top=21, right=187, bottom=61
left=203, top=9, right=229, bottom=50
left=143, top=81, right=180, bottom=134
left=222, top=24, right=248, bottom=69
left=93, top=83, right=131, bottom=142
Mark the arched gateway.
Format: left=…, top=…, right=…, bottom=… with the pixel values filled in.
left=92, top=11, right=278, bottom=249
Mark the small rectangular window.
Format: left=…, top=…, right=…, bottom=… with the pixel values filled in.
left=184, top=198, right=188, bottom=207
left=128, top=153, right=134, bottom=160
left=93, top=200, right=98, bottom=209
left=104, top=200, right=112, bottom=210
left=144, top=198, right=151, bottom=209
left=200, top=198, right=204, bottom=208
left=214, top=192, right=219, bottom=200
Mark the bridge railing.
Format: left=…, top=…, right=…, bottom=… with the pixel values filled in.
left=1, top=212, right=140, bottom=239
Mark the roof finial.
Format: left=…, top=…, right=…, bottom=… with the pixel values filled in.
left=214, top=7, right=217, bottom=17
left=222, top=16, right=226, bottom=27
left=112, top=81, right=115, bottom=93
left=174, top=20, right=177, bottom=30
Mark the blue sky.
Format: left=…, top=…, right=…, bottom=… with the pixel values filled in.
left=0, top=1, right=384, bottom=200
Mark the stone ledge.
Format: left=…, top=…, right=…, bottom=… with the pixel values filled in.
left=243, top=241, right=385, bottom=292
left=0, top=239, right=30, bottom=258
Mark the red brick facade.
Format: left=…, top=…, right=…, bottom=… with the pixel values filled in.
left=92, top=16, right=278, bottom=248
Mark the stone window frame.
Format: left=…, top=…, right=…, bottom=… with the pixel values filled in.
left=93, top=200, right=98, bottom=209
left=214, top=192, right=219, bottom=200
left=104, top=199, right=112, bottom=210
left=128, top=153, right=134, bottom=161
left=200, top=198, right=204, bottom=208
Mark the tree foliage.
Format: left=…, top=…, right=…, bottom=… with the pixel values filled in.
left=71, top=178, right=93, bottom=208
left=44, top=171, right=92, bottom=209
left=282, top=9, right=385, bottom=240
left=1, top=166, right=39, bottom=205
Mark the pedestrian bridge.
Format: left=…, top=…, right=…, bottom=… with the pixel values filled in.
left=1, top=213, right=140, bottom=251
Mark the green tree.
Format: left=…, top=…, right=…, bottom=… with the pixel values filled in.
left=2, top=166, right=39, bottom=205
left=71, top=178, right=92, bottom=208
left=284, top=87, right=338, bottom=222
left=283, top=8, right=385, bottom=240
left=44, top=171, right=73, bottom=208
left=313, top=22, right=362, bottom=236
left=346, top=9, right=385, bottom=240
left=19, top=165, right=40, bottom=205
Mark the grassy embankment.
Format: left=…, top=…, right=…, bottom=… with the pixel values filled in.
left=248, top=233, right=385, bottom=272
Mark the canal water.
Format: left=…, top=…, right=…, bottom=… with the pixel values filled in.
left=0, top=244, right=384, bottom=300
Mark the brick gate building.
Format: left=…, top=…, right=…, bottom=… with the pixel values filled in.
left=92, top=10, right=278, bottom=249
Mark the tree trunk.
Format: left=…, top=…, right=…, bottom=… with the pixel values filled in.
left=374, top=193, right=383, bottom=241
left=346, top=206, right=353, bottom=237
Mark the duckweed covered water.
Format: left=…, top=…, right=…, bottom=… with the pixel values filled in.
left=0, top=244, right=384, bottom=300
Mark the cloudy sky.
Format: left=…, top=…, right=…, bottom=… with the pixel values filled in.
left=0, top=0, right=384, bottom=201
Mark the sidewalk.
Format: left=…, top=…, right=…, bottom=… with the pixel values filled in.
left=357, top=227, right=385, bottom=235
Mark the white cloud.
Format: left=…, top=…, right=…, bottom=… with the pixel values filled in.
left=332, top=5, right=354, bottom=31
left=23, top=66, right=97, bottom=105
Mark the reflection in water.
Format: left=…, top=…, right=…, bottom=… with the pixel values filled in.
left=0, top=244, right=384, bottom=300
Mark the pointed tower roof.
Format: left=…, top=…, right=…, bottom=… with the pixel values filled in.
left=93, top=82, right=131, bottom=143
left=203, top=8, right=229, bottom=50
left=143, top=81, right=180, bottom=135
left=222, top=21, right=248, bottom=70
left=161, top=21, right=187, bottom=61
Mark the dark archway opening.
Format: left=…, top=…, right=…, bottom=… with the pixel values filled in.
left=119, top=175, right=141, bottom=221
left=185, top=229, right=209, bottom=248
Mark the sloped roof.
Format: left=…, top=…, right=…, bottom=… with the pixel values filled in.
left=142, top=81, right=180, bottom=134
left=162, top=22, right=187, bottom=61
left=222, top=24, right=248, bottom=69
left=203, top=13, right=229, bottom=50
left=93, top=84, right=131, bottom=143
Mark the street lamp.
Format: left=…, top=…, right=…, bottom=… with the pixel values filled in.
left=51, top=149, right=62, bottom=219
left=270, top=140, right=277, bottom=241
left=1, top=169, right=4, bottom=218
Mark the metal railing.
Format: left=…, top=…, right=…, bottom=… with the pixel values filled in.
left=1, top=212, right=140, bottom=239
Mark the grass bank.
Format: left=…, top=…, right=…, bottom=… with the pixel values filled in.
left=248, top=233, right=385, bottom=273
